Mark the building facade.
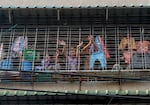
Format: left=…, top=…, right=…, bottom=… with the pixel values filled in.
left=0, top=0, right=150, bottom=104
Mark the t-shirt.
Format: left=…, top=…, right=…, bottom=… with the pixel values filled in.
left=24, top=49, right=36, bottom=61
left=66, top=56, right=77, bottom=70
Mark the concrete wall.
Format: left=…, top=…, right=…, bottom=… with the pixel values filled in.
left=0, top=81, right=149, bottom=91
left=0, top=0, right=149, bottom=7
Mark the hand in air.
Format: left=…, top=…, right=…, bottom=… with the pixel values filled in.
left=77, top=41, right=83, bottom=48
left=88, top=35, right=94, bottom=42
left=58, top=40, right=66, bottom=46
left=55, top=49, right=59, bottom=57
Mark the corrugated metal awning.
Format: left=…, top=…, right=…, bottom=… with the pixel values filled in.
left=0, top=0, right=149, bottom=8
left=0, top=88, right=150, bottom=104
left=0, top=88, right=149, bottom=96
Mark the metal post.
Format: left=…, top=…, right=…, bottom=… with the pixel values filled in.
left=8, top=9, right=12, bottom=24
left=31, top=27, right=38, bottom=90
left=7, top=27, right=15, bottom=60
left=78, top=27, right=81, bottom=70
left=57, top=9, right=60, bottom=21
left=56, top=26, right=59, bottom=71
left=43, top=27, right=48, bottom=69
left=106, top=7, right=109, bottom=21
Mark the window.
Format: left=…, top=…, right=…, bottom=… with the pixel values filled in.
left=0, top=25, right=149, bottom=72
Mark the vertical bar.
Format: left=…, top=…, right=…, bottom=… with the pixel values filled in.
left=43, top=27, right=48, bottom=69
left=30, top=27, right=38, bottom=89
left=89, top=27, right=92, bottom=71
left=115, top=26, right=117, bottom=70
left=140, top=26, right=145, bottom=70
left=66, top=27, right=69, bottom=71
left=127, top=26, right=130, bottom=70
left=142, top=26, right=146, bottom=70
left=78, top=27, right=81, bottom=70
left=7, top=27, right=15, bottom=61
left=57, top=9, right=60, bottom=21
left=102, top=27, right=104, bottom=71
left=117, top=26, right=120, bottom=70
left=46, top=27, right=50, bottom=71
left=129, top=26, right=134, bottom=71
left=0, top=28, right=3, bottom=41
left=56, top=26, right=59, bottom=71
left=0, top=28, right=3, bottom=60
left=8, top=9, right=12, bottom=24
left=104, top=26, right=107, bottom=71
left=46, top=28, right=50, bottom=54
left=18, top=28, right=26, bottom=71
left=102, top=26, right=104, bottom=70
left=106, top=7, right=109, bottom=21
left=69, top=27, right=72, bottom=72
left=32, top=28, right=38, bottom=75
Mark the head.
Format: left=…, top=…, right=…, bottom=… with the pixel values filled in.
left=44, top=54, right=50, bottom=60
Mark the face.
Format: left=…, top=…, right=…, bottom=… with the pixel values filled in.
left=44, top=55, right=50, bottom=60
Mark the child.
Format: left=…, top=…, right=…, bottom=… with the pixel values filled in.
left=51, top=49, right=61, bottom=71
left=35, top=53, right=52, bottom=71
left=81, top=35, right=98, bottom=70
left=82, top=35, right=107, bottom=70
left=58, top=40, right=83, bottom=71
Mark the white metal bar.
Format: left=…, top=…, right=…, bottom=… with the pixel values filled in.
left=55, top=26, right=60, bottom=71
left=43, top=28, right=48, bottom=63
left=104, top=26, right=108, bottom=71
left=115, top=26, right=117, bottom=69
left=18, top=28, right=26, bottom=71
left=32, top=28, right=38, bottom=72
left=78, top=27, right=81, bottom=70
left=66, top=27, right=69, bottom=71
left=117, top=26, right=120, bottom=70
left=7, top=28, right=15, bottom=60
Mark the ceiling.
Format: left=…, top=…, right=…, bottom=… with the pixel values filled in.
left=0, top=8, right=149, bottom=25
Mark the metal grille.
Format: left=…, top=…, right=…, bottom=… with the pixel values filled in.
left=0, top=25, right=150, bottom=72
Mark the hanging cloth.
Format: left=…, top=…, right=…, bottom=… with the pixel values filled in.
left=98, top=36, right=110, bottom=59
left=11, top=36, right=28, bottom=55
left=0, top=43, right=3, bottom=59
left=89, top=36, right=106, bottom=69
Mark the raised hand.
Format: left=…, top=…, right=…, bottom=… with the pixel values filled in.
left=58, top=40, right=66, bottom=46
left=88, top=35, right=94, bottom=41
left=77, top=41, right=83, bottom=48
left=55, top=49, right=59, bottom=57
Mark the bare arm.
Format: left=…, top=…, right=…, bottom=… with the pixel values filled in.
left=81, top=40, right=92, bottom=51
left=76, top=41, right=83, bottom=58
left=92, top=40, right=98, bottom=52
left=82, top=35, right=93, bottom=51
left=82, top=35, right=98, bottom=52
left=62, top=45, right=66, bottom=58
left=58, top=40, right=67, bottom=58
